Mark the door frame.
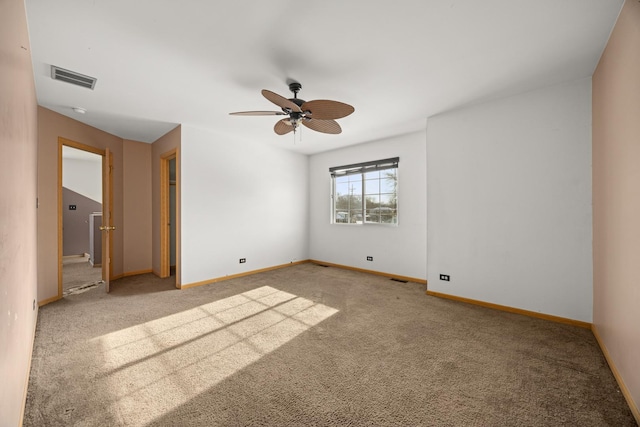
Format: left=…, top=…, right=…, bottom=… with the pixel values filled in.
left=159, top=148, right=179, bottom=286
left=57, top=137, right=112, bottom=297
left=102, top=148, right=113, bottom=292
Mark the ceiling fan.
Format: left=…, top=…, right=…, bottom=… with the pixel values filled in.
left=230, top=82, right=354, bottom=135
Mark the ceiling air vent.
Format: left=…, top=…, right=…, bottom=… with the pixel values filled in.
left=50, top=65, right=97, bottom=90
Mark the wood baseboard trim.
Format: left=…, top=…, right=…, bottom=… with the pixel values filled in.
left=309, top=260, right=427, bottom=284
left=38, top=294, right=61, bottom=307
left=180, top=260, right=311, bottom=290
left=122, top=269, right=153, bottom=278
left=425, top=290, right=591, bottom=329
left=592, top=325, right=640, bottom=424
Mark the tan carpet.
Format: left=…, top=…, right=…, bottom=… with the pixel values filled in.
left=62, top=256, right=102, bottom=294
left=25, top=264, right=636, bottom=426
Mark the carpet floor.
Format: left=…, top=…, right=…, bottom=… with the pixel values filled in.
left=25, top=263, right=636, bottom=426
left=62, top=256, right=102, bottom=294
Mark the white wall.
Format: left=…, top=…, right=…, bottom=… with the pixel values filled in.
left=426, top=78, right=593, bottom=322
left=309, top=131, right=427, bottom=281
left=62, top=147, right=102, bottom=203
left=180, top=125, right=309, bottom=285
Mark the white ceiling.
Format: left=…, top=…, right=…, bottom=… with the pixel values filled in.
left=25, top=0, right=623, bottom=155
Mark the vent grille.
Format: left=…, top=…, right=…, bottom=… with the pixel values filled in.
left=51, top=65, right=97, bottom=90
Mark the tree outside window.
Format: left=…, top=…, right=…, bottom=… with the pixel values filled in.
left=331, top=158, right=398, bottom=225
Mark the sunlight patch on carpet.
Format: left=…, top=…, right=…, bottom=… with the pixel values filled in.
left=91, top=286, right=338, bottom=424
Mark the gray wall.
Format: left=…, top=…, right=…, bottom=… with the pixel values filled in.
left=426, top=78, right=593, bottom=322
left=179, top=125, right=309, bottom=286
left=63, top=187, right=102, bottom=256
left=309, top=131, right=427, bottom=281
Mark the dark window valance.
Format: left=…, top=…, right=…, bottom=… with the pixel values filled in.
left=329, top=157, right=399, bottom=177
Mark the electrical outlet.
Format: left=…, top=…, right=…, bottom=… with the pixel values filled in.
left=439, top=274, right=450, bottom=281
left=69, top=205, right=77, bottom=210
left=239, top=258, right=246, bottom=264
left=366, top=256, right=373, bottom=261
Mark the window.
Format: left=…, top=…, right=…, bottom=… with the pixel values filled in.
left=330, top=157, right=398, bottom=225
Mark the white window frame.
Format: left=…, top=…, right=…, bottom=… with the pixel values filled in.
left=330, top=157, right=399, bottom=226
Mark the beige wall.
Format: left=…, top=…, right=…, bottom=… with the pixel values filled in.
left=151, top=126, right=181, bottom=281
left=37, top=107, right=125, bottom=302
left=37, top=110, right=158, bottom=301
left=123, top=139, right=152, bottom=274
left=592, top=0, right=640, bottom=420
left=0, top=0, right=39, bottom=424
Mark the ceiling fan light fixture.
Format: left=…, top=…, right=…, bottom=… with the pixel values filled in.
left=230, top=82, right=354, bottom=137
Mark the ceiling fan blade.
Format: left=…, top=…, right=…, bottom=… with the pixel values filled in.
left=300, top=99, right=354, bottom=120
left=274, top=119, right=294, bottom=135
left=262, top=89, right=302, bottom=113
left=302, top=118, right=342, bottom=134
left=229, top=111, right=286, bottom=116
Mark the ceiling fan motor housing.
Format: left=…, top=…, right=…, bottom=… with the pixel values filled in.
left=286, top=99, right=306, bottom=111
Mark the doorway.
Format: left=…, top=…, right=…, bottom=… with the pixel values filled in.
left=169, top=158, right=177, bottom=276
left=58, top=138, right=112, bottom=297
left=160, top=149, right=178, bottom=286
